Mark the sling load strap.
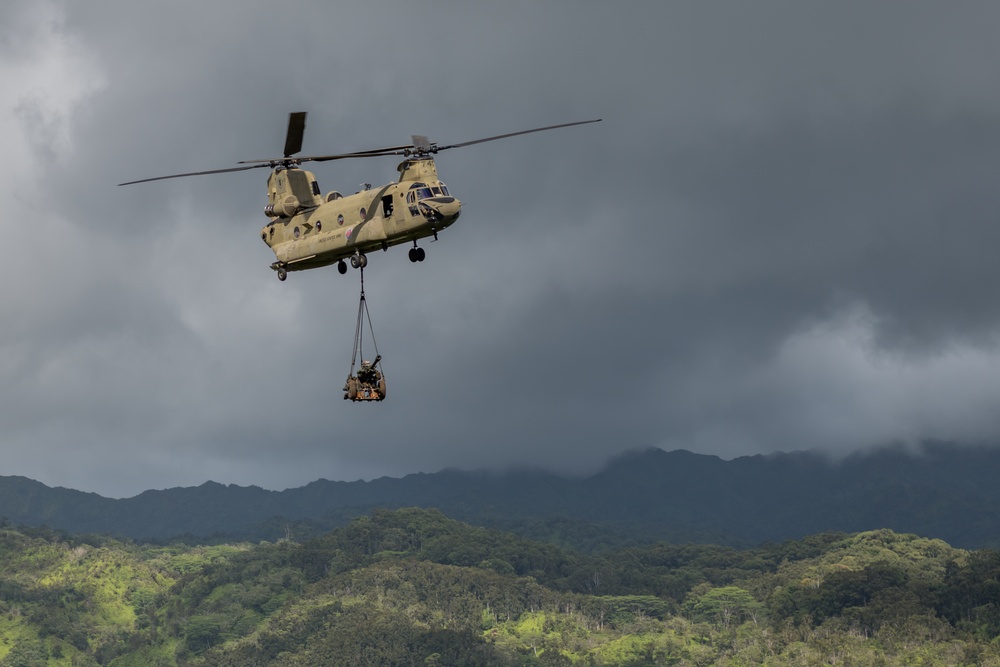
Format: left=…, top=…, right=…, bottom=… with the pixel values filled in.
left=349, top=266, right=382, bottom=374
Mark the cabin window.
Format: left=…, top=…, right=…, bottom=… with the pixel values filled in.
left=338, top=214, right=344, bottom=225
left=381, top=195, right=394, bottom=218
left=293, top=227, right=300, bottom=239
left=316, top=221, right=322, bottom=231
left=360, top=207, right=366, bottom=220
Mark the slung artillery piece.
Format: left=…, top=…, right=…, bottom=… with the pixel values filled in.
left=343, top=269, right=386, bottom=402
left=344, top=355, right=386, bottom=402
left=120, top=113, right=601, bottom=280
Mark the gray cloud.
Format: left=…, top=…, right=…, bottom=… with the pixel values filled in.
left=3, top=0, right=1000, bottom=497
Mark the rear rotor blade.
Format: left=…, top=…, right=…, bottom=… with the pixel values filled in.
left=241, top=144, right=415, bottom=165
left=118, top=163, right=271, bottom=186
left=284, top=111, right=307, bottom=157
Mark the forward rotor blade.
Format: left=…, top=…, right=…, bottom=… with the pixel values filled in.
left=435, top=118, right=602, bottom=151
left=118, top=163, right=270, bottom=186
left=301, top=144, right=415, bottom=163
left=284, top=111, right=306, bottom=157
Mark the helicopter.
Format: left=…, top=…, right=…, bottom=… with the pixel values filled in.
left=120, top=113, right=601, bottom=280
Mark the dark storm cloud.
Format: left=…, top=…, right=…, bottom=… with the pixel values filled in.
left=3, top=0, right=1000, bottom=497
left=661, top=107, right=1000, bottom=351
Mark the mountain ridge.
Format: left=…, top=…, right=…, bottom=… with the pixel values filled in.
left=3, top=442, right=999, bottom=548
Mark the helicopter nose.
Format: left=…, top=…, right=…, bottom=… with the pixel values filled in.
left=419, top=197, right=462, bottom=225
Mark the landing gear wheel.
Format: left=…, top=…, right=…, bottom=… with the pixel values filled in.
left=277, top=267, right=287, bottom=281
left=350, top=254, right=368, bottom=269
left=350, top=255, right=360, bottom=269
left=408, top=248, right=417, bottom=262
left=416, top=247, right=426, bottom=262
left=338, top=260, right=347, bottom=275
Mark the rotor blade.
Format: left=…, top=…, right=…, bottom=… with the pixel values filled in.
left=302, top=144, right=415, bottom=163
left=411, top=135, right=432, bottom=152
left=139, top=118, right=604, bottom=184
left=435, top=118, right=602, bottom=151
left=284, top=111, right=307, bottom=157
left=118, top=162, right=271, bottom=186
left=239, top=145, right=414, bottom=165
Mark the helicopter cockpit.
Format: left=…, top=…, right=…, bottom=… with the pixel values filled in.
left=406, top=182, right=452, bottom=216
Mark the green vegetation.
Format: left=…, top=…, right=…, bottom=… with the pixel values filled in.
left=1, top=510, right=1000, bottom=665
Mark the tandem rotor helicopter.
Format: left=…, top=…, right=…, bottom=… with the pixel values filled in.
left=120, top=112, right=601, bottom=281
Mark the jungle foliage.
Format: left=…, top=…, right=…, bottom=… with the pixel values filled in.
left=2, top=509, right=1000, bottom=665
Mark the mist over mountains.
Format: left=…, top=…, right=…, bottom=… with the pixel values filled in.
left=2, top=442, right=999, bottom=549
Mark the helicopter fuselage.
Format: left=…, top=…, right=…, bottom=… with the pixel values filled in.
left=261, top=157, right=460, bottom=278
left=120, top=113, right=600, bottom=280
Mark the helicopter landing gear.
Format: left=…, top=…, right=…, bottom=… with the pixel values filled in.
left=276, top=266, right=287, bottom=281
left=350, top=253, right=368, bottom=269
left=338, top=260, right=348, bottom=274
left=408, top=246, right=426, bottom=263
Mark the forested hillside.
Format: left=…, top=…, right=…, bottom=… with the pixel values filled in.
left=5, top=443, right=1000, bottom=549
left=2, top=508, right=1000, bottom=665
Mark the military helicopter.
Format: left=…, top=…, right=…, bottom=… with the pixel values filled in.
left=120, top=113, right=601, bottom=280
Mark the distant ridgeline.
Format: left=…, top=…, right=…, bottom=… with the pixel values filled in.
left=2, top=441, right=1000, bottom=549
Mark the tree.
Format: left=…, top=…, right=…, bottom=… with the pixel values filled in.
left=183, top=615, right=223, bottom=653
left=690, top=586, right=762, bottom=629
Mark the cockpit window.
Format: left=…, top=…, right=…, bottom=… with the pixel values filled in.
left=407, top=183, right=435, bottom=215
left=408, top=183, right=434, bottom=201
left=438, top=183, right=450, bottom=196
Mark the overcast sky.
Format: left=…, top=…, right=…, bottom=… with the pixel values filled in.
left=3, top=1, right=1000, bottom=498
